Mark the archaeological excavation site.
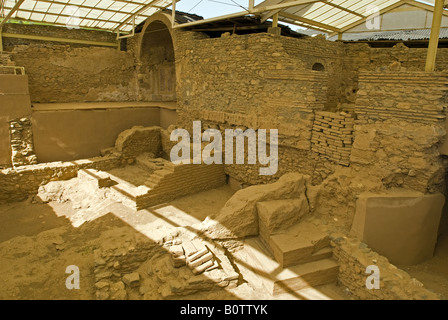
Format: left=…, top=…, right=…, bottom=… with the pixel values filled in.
left=1, top=0, right=448, bottom=303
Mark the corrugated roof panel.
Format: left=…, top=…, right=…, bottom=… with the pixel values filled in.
left=339, top=28, right=448, bottom=41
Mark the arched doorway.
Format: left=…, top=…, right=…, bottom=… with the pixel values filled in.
left=138, top=19, right=176, bottom=102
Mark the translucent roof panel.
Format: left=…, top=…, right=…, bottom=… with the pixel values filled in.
left=1, top=0, right=174, bottom=32
left=276, top=0, right=403, bottom=32
left=253, top=0, right=418, bottom=33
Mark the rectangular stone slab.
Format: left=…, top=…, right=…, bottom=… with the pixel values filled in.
left=351, top=191, right=445, bottom=265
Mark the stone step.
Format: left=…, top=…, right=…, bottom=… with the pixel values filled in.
left=269, top=222, right=330, bottom=268
left=78, top=169, right=117, bottom=188
left=135, top=154, right=167, bottom=172
left=241, top=237, right=339, bottom=297
left=272, top=259, right=339, bottom=296
left=257, top=197, right=309, bottom=246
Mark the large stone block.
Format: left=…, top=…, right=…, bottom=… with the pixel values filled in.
left=256, top=197, right=309, bottom=244
left=0, top=75, right=29, bottom=95
left=201, top=173, right=310, bottom=239
left=351, top=191, right=445, bottom=265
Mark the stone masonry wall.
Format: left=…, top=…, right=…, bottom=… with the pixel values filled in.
left=0, top=155, right=120, bottom=204
left=311, top=111, right=355, bottom=166
left=331, top=234, right=442, bottom=300
left=3, top=24, right=137, bottom=103
left=9, top=117, right=37, bottom=167
left=342, top=42, right=448, bottom=106
left=174, top=32, right=342, bottom=186
left=351, top=71, right=448, bottom=193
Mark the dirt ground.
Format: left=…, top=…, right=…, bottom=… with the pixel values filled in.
left=399, top=232, right=448, bottom=299
left=0, top=183, right=446, bottom=300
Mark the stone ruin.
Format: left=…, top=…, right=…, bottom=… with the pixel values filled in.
left=0, top=11, right=447, bottom=301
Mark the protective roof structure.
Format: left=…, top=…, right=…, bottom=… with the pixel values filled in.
left=255, top=0, right=404, bottom=33
left=0, top=0, right=173, bottom=32
left=0, top=0, right=445, bottom=34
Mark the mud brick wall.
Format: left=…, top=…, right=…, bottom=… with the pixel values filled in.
left=0, top=155, right=120, bottom=203
left=175, top=32, right=334, bottom=127
left=355, top=72, right=448, bottom=122
left=341, top=43, right=448, bottom=106
left=311, top=111, right=354, bottom=166
left=3, top=24, right=137, bottom=103
left=9, top=117, right=37, bottom=168
left=351, top=71, right=448, bottom=193
left=331, top=235, right=442, bottom=300
left=174, top=108, right=334, bottom=187
left=115, top=126, right=162, bottom=160
left=137, top=163, right=226, bottom=209
left=279, top=35, right=344, bottom=109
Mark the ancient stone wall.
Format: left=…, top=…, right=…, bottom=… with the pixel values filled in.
left=115, top=126, right=162, bottom=160
left=9, top=117, right=37, bottom=167
left=341, top=42, right=448, bottom=105
left=331, top=235, right=442, bottom=300
left=311, top=111, right=355, bottom=166
left=0, top=155, right=120, bottom=203
left=351, top=72, right=448, bottom=193
left=3, top=24, right=137, bottom=103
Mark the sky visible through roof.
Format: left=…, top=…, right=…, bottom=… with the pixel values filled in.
left=0, top=0, right=440, bottom=34
left=174, top=0, right=437, bottom=32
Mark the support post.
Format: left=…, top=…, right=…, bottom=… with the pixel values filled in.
left=425, top=0, right=444, bottom=72
left=249, top=0, right=254, bottom=10
left=172, top=0, right=176, bottom=27
left=268, top=13, right=281, bottom=36
left=272, top=12, right=279, bottom=28
left=0, top=27, right=3, bottom=52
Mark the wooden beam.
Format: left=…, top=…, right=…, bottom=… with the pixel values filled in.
left=259, top=0, right=322, bottom=23
left=249, top=0, right=255, bottom=10
left=322, top=1, right=364, bottom=18
left=272, top=12, right=279, bottom=27
left=172, top=0, right=176, bottom=27
left=174, top=0, right=321, bottom=28
left=1, top=33, right=118, bottom=47
left=0, top=0, right=25, bottom=28
left=115, top=0, right=169, bottom=32
left=335, top=0, right=407, bottom=34
left=404, top=0, right=448, bottom=16
left=279, top=11, right=340, bottom=32
left=426, top=0, right=444, bottom=71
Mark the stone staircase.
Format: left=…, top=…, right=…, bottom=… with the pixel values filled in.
left=77, top=154, right=226, bottom=210
left=243, top=222, right=339, bottom=297
left=241, top=197, right=339, bottom=297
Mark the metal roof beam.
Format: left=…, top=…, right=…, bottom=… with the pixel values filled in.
left=0, top=0, right=26, bottom=27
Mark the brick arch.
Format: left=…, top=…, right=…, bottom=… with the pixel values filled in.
left=136, top=12, right=177, bottom=102
left=135, top=13, right=176, bottom=62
